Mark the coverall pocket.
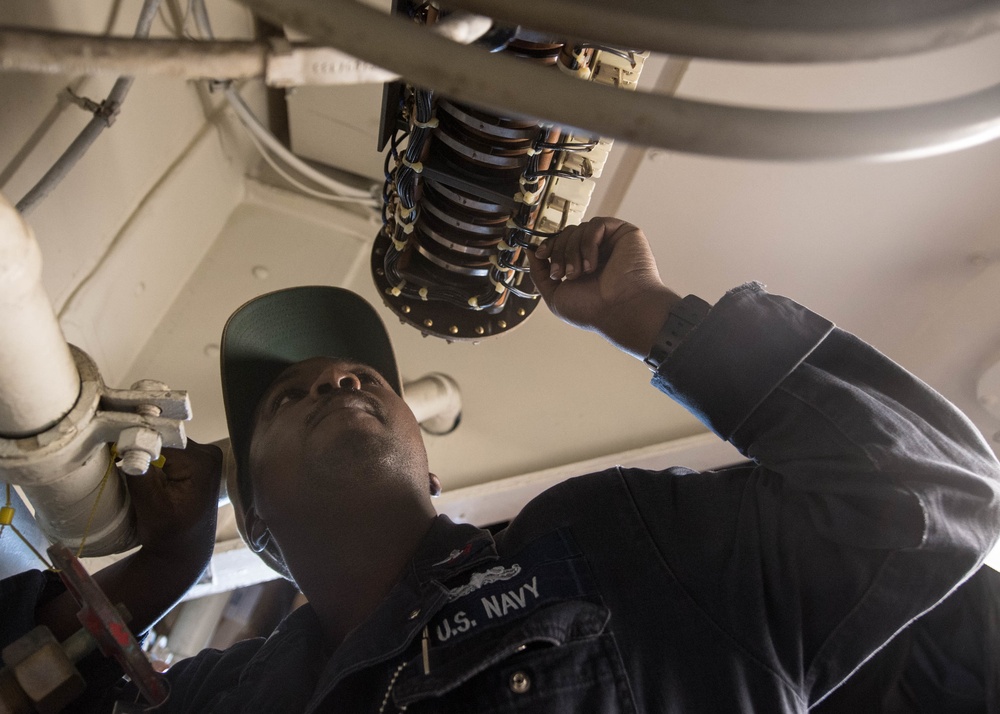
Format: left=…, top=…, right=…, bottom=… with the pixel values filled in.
left=391, top=599, right=636, bottom=713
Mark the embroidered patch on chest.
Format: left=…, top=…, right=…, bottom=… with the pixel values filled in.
left=429, top=530, right=595, bottom=645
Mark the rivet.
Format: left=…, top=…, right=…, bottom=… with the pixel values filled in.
left=409, top=609, right=420, bottom=620
left=498, top=320, right=507, bottom=329
left=509, top=671, right=530, bottom=694
left=401, top=305, right=411, bottom=314
left=474, top=326, right=485, bottom=335
left=449, top=325, right=459, bottom=335
left=423, top=319, right=434, bottom=327
left=517, top=308, right=526, bottom=316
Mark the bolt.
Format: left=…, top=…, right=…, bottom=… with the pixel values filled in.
left=130, top=380, right=168, bottom=417
left=119, top=450, right=153, bottom=476
left=401, top=305, right=411, bottom=313
left=424, top=319, right=434, bottom=327
left=498, top=320, right=507, bottom=329
left=449, top=325, right=459, bottom=335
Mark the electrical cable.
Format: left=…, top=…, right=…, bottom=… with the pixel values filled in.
left=190, top=0, right=379, bottom=205
left=241, top=123, right=380, bottom=204
left=15, top=0, right=164, bottom=216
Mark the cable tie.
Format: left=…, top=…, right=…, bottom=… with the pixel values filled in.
left=526, top=148, right=537, bottom=157
left=467, top=296, right=479, bottom=308
left=63, top=88, right=122, bottom=127
left=418, top=287, right=429, bottom=300
left=390, top=280, right=406, bottom=297
left=498, top=240, right=513, bottom=251
left=401, top=223, right=415, bottom=235
left=392, top=236, right=409, bottom=251
left=413, top=117, right=439, bottom=129
left=401, top=158, right=424, bottom=173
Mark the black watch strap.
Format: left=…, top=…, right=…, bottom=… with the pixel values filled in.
left=643, top=295, right=712, bottom=372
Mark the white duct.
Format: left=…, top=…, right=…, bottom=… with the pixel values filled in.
left=0, top=194, right=80, bottom=437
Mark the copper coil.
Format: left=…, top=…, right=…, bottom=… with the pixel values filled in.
left=412, top=225, right=492, bottom=277
left=424, top=178, right=509, bottom=214
left=437, top=101, right=538, bottom=142
left=507, top=39, right=563, bottom=64
left=423, top=186, right=509, bottom=236
left=434, top=114, right=533, bottom=171
left=417, top=211, right=500, bottom=257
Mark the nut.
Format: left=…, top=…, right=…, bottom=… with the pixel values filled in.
left=2, top=627, right=85, bottom=713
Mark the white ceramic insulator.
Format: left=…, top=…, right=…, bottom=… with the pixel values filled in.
left=0, top=193, right=80, bottom=437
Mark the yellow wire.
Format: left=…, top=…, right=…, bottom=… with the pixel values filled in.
left=0, top=444, right=115, bottom=570
left=10, top=524, right=55, bottom=570
left=76, top=449, right=116, bottom=557
left=1, top=482, right=56, bottom=570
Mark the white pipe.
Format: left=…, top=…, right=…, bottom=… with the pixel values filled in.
left=0, top=193, right=134, bottom=554
left=167, top=592, right=231, bottom=658
left=0, top=193, right=80, bottom=436
left=404, top=373, right=462, bottom=435
left=237, top=0, right=1000, bottom=162
left=19, top=442, right=133, bottom=554
left=0, top=28, right=269, bottom=80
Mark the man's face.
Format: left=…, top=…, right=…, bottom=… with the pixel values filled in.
left=246, top=357, right=428, bottom=523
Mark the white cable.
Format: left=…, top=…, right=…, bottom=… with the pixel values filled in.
left=242, top=125, right=379, bottom=204
left=190, top=0, right=378, bottom=202
left=223, top=87, right=377, bottom=201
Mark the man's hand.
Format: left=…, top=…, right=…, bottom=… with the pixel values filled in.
left=127, top=439, right=222, bottom=559
left=527, top=217, right=681, bottom=359
left=36, top=439, right=222, bottom=641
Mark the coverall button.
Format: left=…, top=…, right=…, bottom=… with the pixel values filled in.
left=509, top=671, right=530, bottom=694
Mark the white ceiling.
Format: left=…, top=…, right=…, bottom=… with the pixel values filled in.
left=2, top=1, right=999, bottom=502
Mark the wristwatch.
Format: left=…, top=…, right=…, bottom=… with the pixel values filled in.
left=643, top=294, right=712, bottom=372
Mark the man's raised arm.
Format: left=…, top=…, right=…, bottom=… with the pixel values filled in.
left=529, top=217, right=1000, bottom=704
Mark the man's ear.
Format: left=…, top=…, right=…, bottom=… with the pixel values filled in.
left=429, top=473, right=442, bottom=498
left=244, top=505, right=271, bottom=553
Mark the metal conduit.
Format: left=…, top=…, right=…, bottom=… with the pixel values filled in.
left=237, top=0, right=1000, bottom=162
